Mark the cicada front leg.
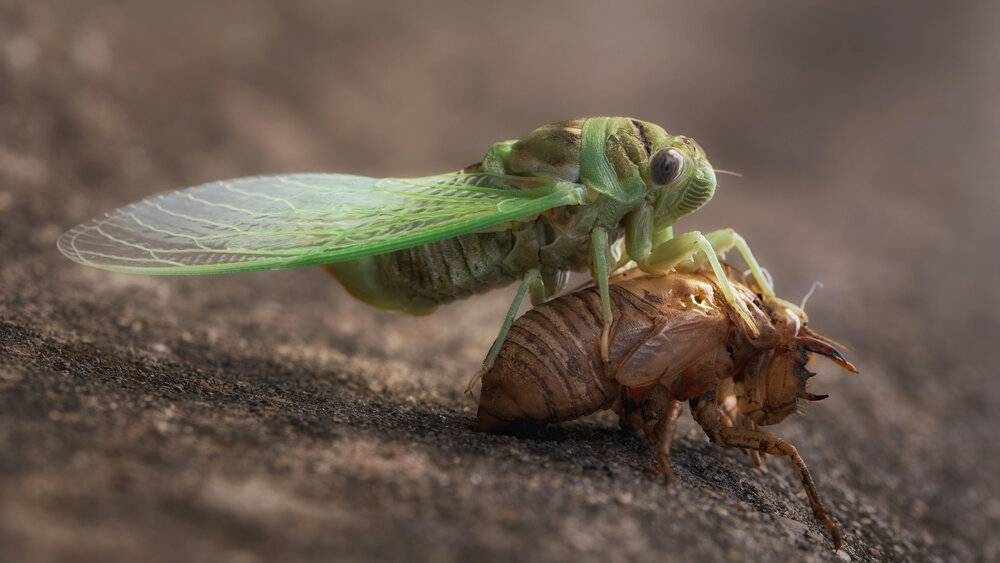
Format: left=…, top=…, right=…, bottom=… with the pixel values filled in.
left=700, top=228, right=775, bottom=299
left=635, top=228, right=776, bottom=337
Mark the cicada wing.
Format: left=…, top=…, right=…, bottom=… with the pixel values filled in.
left=57, top=172, right=587, bottom=275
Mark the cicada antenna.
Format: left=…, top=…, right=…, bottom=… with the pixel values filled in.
left=714, top=169, right=743, bottom=178
left=800, top=281, right=824, bottom=311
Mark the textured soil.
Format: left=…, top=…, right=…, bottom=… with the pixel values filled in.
left=1, top=2, right=998, bottom=562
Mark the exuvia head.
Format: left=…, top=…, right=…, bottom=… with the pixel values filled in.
left=735, top=299, right=858, bottom=427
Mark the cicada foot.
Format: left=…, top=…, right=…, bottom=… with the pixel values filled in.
left=600, top=321, right=612, bottom=362
left=465, top=366, right=487, bottom=395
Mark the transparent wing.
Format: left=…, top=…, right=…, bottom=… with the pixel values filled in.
left=57, top=173, right=587, bottom=275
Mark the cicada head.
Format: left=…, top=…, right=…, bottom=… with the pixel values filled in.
left=638, top=124, right=717, bottom=230
left=734, top=297, right=857, bottom=426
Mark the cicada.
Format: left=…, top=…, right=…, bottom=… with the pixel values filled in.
left=58, top=117, right=773, bottom=368
left=475, top=264, right=857, bottom=550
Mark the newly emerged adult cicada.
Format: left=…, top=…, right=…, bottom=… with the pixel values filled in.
left=58, top=117, right=774, bottom=370
left=474, top=265, right=857, bottom=550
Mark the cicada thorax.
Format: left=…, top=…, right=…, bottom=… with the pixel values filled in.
left=504, top=117, right=715, bottom=260
left=505, top=117, right=656, bottom=183
left=505, top=119, right=586, bottom=180
left=501, top=117, right=664, bottom=266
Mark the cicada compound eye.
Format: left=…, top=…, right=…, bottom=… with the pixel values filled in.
left=651, top=149, right=683, bottom=185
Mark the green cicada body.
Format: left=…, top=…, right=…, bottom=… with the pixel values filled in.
left=322, top=118, right=716, bottom=314
left=60, top=117, right=769, bottom=366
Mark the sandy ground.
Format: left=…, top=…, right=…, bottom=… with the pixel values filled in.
left=1, top=2, right=998, bottom=561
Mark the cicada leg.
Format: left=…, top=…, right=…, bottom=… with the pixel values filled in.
left=640, top=230, right=760, bottom=337
left=717, top=378, right=766, bottom=468
left=590, top=227, right=614, bottom=361
left=466, top=268, right=551, bottom=393
left=691, top=397, right=844, bottom=550
left=644, top=224, right=773, bottom=299
left=700, top=228, right=775, bottom=298
left=652, top=399, right=684, bottom=486
left=621, top=386, right=684, bottom=485
left=700, top=228, right=810, bottom=332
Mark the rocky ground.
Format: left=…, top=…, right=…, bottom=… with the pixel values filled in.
left=1, top=2, right=997, bottom=561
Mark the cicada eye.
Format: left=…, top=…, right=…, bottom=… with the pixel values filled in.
left=651, top=149, right=683, bottom=185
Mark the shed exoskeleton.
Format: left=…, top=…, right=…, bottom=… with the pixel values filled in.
left=474, top=266, right=857, bottom=550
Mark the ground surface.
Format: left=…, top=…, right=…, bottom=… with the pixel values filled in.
left=1, top=2, right=998, bottom=562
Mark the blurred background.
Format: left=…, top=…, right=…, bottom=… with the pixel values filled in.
left=1, top=1, right=997, bottom=561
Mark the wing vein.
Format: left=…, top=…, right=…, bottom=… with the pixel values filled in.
left=126, top=212, right=212, bottom=250
left=226, top=182, right=296, bottom=210
left=151, top=202, right=244, bottom=233
left=184, top=193, right=262, bottom=216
